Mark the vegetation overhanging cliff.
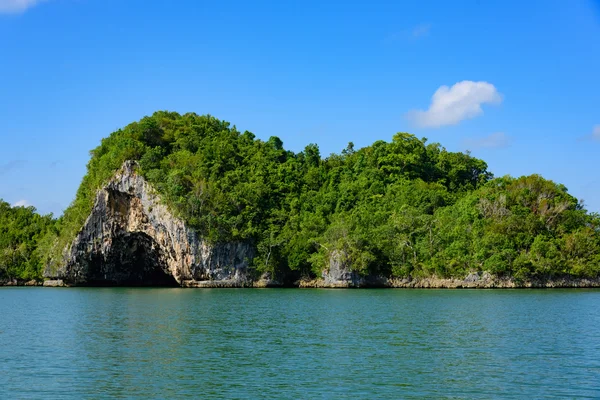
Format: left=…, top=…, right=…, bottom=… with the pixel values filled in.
left=1, top=111, right=599, bottom=286
left=44, top=160, right=254, bottom=287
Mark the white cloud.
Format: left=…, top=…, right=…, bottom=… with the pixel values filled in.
left=412, top=23, right=431, bottom=38
left=463, top=132, right=510, bottom=150
left=0, top=0, right=47, bottom=13
left=593, top=125, right=600, bottom=141
left=12, top=199, right=32, bottom=208
left=406, top=81, right=503, bottom=128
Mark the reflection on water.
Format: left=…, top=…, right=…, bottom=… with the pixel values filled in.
left=1, top=288, right=599, bottom=399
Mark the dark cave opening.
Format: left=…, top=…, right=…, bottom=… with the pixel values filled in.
left=86, top=232, right=179, bottom=287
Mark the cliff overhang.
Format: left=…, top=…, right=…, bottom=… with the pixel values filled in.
left=44, top=161, right=254, bottom=287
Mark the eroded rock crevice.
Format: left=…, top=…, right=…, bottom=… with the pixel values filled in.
left=84, top=232, right=178, bottom=287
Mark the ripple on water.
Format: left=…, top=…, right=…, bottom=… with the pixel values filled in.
left=1, top=288, right=600, bottom=399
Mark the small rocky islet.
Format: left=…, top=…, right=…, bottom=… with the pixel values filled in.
left=2, top=112, right=600, bottom=288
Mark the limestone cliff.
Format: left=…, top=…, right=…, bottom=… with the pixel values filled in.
left=45, top=161, right=254, bottom=286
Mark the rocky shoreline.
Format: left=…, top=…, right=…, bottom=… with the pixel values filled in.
left=299, top=273, right=600, bottom=289
left=0, top=279, right=43, bottom=287
left=4, top=273, right=600, bottom=289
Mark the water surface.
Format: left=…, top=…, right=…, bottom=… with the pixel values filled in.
left=1, top=288, right=599, bottom=399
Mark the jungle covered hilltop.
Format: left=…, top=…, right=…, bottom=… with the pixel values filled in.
left=3, top=111, right=600, bottom=287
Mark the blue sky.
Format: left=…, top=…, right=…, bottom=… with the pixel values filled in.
left=1, top=0, right=599, bottom=216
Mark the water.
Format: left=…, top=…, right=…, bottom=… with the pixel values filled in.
left=1, top=288, right=599, bottom=399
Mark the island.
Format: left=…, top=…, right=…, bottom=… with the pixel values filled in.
left=2, top=112, right=599, bottom=288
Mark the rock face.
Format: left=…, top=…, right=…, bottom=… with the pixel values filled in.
left=45, top=161, right=254, bottom=286
left=320, top=250, right=363, bottom=287
left=43, top=280, right=65, bottom=287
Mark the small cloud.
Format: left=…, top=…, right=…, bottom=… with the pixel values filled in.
left=406, top=80, right=502, bottom=128
left=0, top=160, right=25, bottom=175
left=463, top=132, right=510, bottom=150
left=579, top=125, right=600, bottom=142
left=592, top=125, right=600, bottom=141
left=0, top=0, right=47, bottom=14
left=12, top=199, right=31, bottom=208
left=412, top=23, right=431, bottom=38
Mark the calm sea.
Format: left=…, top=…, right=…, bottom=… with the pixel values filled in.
left=1, top=288, right=599, bottom=399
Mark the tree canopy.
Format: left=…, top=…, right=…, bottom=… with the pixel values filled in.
left=0, top=201, right=55, bottom=281
left=4, top=111, right=599, bottom=282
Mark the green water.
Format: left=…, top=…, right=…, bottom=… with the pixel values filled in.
left=1, top=288, right=599, bottom=399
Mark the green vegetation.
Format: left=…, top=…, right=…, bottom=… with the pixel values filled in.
left=3, top=111, right=600, bottom=282
left=0, top=201, right=55, bottom=281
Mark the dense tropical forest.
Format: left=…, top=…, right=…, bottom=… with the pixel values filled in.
left=2, top=111, right=600, bottom=282
left=0, top=201, right=55, bottom=281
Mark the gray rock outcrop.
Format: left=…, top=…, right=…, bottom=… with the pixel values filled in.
left=45, top=161, right=254, bottom=286
left=320, top=250, right=364, bottom=287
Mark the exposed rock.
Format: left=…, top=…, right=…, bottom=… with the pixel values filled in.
left=252, top=272, right=284, bottom=288
left=320, top=250, right=363, bottom=287
left=44, top=161, right=254, bottom=287
left=43, top=279, right=65, bottom=287
left=464, top=272, right=481, bottom=283
left=0, top=279, right=42, bottom=286
left=300, top=271, right=600, bottom=289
